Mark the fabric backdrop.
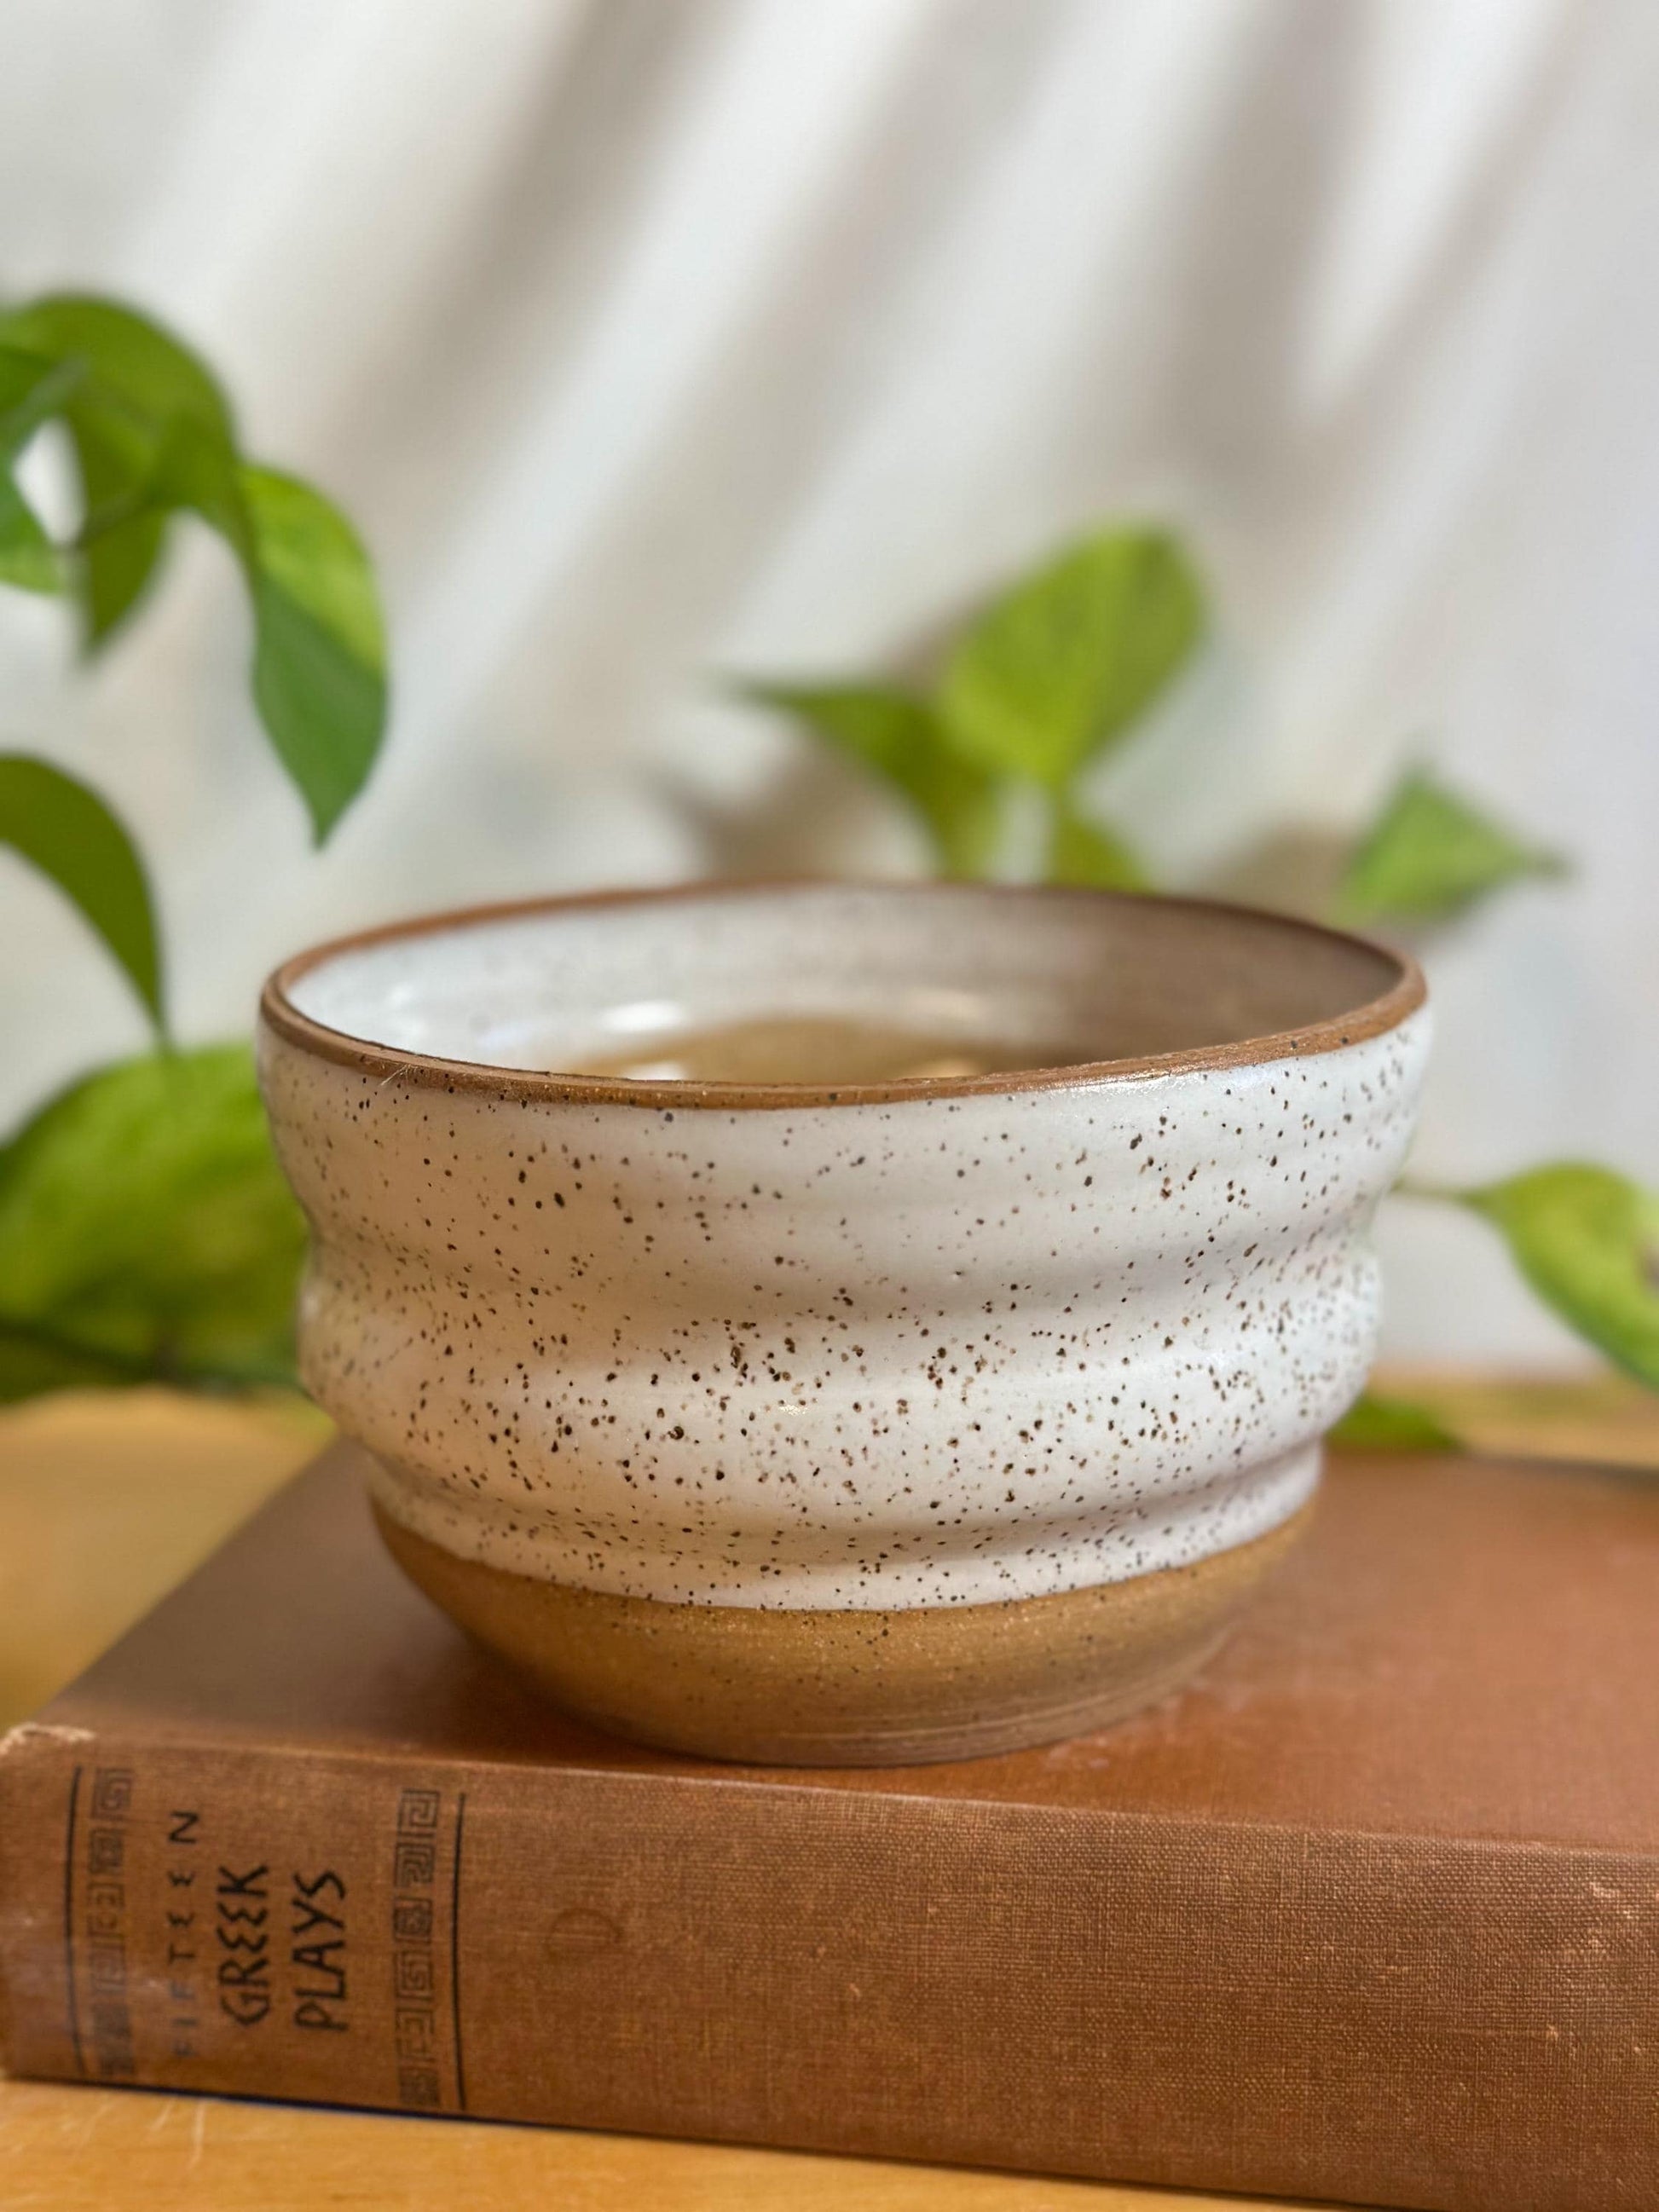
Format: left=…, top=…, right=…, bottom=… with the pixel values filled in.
left=3, top=0, right=1656, bottom=1361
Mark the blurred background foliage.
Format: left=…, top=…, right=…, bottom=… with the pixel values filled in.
left=741, top=523, right=1658, bottom=1435
left=1, top=295, right=379, bottom=1405
left=1, top=295, right=1655, bottom=1440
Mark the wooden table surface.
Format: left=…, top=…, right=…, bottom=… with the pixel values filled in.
left=3, top=1375, right=1655, bottom=2210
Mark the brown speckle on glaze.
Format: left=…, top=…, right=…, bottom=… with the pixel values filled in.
left=257, top=885, right=1429, bottom=1617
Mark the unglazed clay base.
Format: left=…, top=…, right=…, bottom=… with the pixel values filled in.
left=373, top=1497, right=1312, bottom=1765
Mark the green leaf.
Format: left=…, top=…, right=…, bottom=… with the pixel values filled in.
left=0, top=1044, right=306, bottom=1402
left=152, top=413, right=251, bottom=550
left=0, top=346, right=78, bottom=593
left=0, top=297, right=236, bottom=650
left=1329, top=1389, right=1461, bottom=1452
left=0, top=293, right=389, bottom=838
left=1335, top=768, right=1566, bottom=927
left=240, top=465, right=387, bottom=842
left=743, top=681, right=999, bottom=878
left=1044, top=794, right=1149, bottom=890
left=130, top=447, right=384, bottom=839
left=0, top=1316, right=142, bottom=1399
left=240, top=465, right=382, bottom=668
left=938, top=526, right=1205, bottom=789
left=0, top=344, right=85, bottom=459
left=0, top=471, right=61, bottom=593
left=1456, top=1165, right=1659, bottom=1390
left=0, top=293, right=236, bottom=455
left=74, top=389, right=248, bottom=646
left=66, top=405, right=169, bottom=643
left=0, top=754, right=164, bottom=1031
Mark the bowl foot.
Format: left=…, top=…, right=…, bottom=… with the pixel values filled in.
left=373, top=1499, right=1311, bottom=1766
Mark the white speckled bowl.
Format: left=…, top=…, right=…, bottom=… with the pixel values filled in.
left=258, top=883, right=1428, bottom=1764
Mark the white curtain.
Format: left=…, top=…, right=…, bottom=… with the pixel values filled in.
left=3, top=0, right=1655, bottom=1360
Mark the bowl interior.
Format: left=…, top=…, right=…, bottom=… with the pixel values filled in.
left=275, top=884, right=1409, bottom=1087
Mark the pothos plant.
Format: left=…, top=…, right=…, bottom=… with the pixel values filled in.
left=0, top=296, right=384, bottom=1401
left=740, top=527, right=1659, bottom=1441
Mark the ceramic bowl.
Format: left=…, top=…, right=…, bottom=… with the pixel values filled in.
left=258, top=883, right=1428, bottom=1764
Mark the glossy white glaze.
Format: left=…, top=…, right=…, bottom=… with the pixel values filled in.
left=260, top=890, right=1428, bottom=1612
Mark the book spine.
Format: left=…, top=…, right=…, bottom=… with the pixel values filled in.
left=3, top=1724, right=1656, bottom=2212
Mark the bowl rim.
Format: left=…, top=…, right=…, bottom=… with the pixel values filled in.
left=258, top=879, right=1426, bottom=1112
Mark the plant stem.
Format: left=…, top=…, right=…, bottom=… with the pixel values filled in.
left=1391, top=1176, right=1463, bottom=1204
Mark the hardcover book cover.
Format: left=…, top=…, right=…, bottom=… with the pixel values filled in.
left=2, top=1441, right=1655, bottom=2212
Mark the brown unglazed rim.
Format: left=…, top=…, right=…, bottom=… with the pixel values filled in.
left=260, top=880, right=1425, bottom=1112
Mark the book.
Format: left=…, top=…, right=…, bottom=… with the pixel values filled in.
left=2, top=1441, right=1655, bottom=2210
